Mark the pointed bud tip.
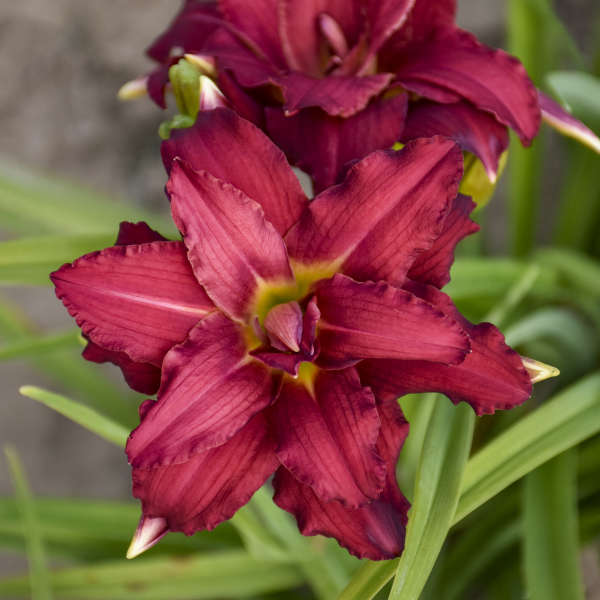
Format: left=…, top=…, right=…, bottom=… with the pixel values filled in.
left=118, top=77, right=148, bottom=101
left=521, top=356, right=560, bottom=384
left=183, top=53, right=217, bottom=77
left=126, top=516, right=168, bottom=559
left=199, top=76, right=228, bottom=111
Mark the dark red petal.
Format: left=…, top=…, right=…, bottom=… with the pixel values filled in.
left=132, top=413, right=278, bottom=534
left=115, top=221, right=167, bottom=246
left=51, top=242, right=213, bottom=366
left=266, top=94, right=407, bottom=193
left=264, top=301, right=303, bottom=352
left=218, top=0, right=286, bottom=67
left=216, top=71, right=265, bottom=127
left=300, top=296, right=320, bottom=355
left=127, top=312, right=274, bottom=469
left=166, top=160, right=294, bottom=321
left=365, top=0, right=415, bottom=58
left=279, top=0, right=363, bottom=75
left=79, top=222, right=171, bottom=395
left=280, top=72, right=393, bottom=118
left=273, top=369, right=385, bottom=507
left=359, top=282, right=532, bottom=415
left=285, top=137, right=463, bottom=285
left=539, top=90, right=600, bottom=154
left=393, top=28, right=541, bottom=145
left=146, top=63, right=172, bottom=109
left=249, top=349, right=305, bottom=376
left=82, top=341, right=161, bottom=395
left=315, top=274, right=469, bottom=368
left=273, top=400, right=410, bottom=560
left=146, top=1, right=222, bottom=63
left=407, top=194, right=479, bottom=289
left=380, top=0, right=456, bottom=54
left=162, top=108, right=307, bottom=236
left=402, top=100, right=510, bottom=181
left=205, top=26, right=280, bottom=88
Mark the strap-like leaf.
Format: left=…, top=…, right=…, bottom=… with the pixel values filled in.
left=19, top=386, right=130, bottom=448
left=4, top=446, right=53, bottom=600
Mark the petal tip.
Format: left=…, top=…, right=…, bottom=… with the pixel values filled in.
left=118, top=77, right=148, bottom=101
left=521, top=356, right=560, bottom=384
left=126, top=516, right=168, bottom=559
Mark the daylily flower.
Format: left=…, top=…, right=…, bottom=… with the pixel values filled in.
left=51, top=109, right=536, bottom=560
left=126, top=0, right=600, bottom=191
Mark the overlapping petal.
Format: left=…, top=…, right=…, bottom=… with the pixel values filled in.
left=286, top=136, right=463, bottom=285
left=280, top=72, right=394, bottom=118
left=132, top=413, right=278, bottom=534
left=380, top=0, right=456, bottom=54
left=82, top=341, right=161, bottom=395
left=266, top=94, right=407, bottom=192
left=364, top=0, right=415, bottom=58
left=279, top=0, right=363, bottom=75
left=273, top=369, right=385, bottom=507
left=167, top=160, right=294, bottom=320
left=146, top=1, right=221, bottom=63
left=51, top=242, right=214, bottom=366
left=538, top=90, right=600, bottom=154
left=315, top=275, right=469, bottom=368
left=402, top=100, right=510, bottom=181
left=162, top=108, right=307, bottom=236
left=273, top=399, right=410, bottom=560
left=393, top=28, right=541, bottom=145
left=127, top=312, right=274, bottom=469
left=407, top=194, right=479, bottom=288
left=359, top=282, right=532, bottom=415
left=218, top=0, right=286, bottom=67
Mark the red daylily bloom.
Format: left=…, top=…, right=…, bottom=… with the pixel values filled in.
left=132, top=0, right=600, bottom=191
left=51, top=109, right=534, bottom=560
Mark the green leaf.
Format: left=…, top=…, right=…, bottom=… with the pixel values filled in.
left=455, top=372, right=600, bottom=523
left=388, top=402, right=474, bottom=600
left=504, top=307, right=598, bottom=377
left=0, top=330, right=81, bottom=360
left=536, top=247, right=600, bottom=297
left=4, top=446, right=53, bottom=600
left=0, top=551, right=303, bottom=599
left=249, top=486, right=350, bottom=600
left=523, top=450, right=584, bottom=600
left=0, top=162, right=172, bottom=236
left=446, top=258, right=557, bottom=306
left=0, top=497, right=239, bottom=561
left=0, top=296, right=138, bottom=426
left=0, top=234, right=115, bottom=285
left=547, top=71, right=600, bottom=130
left=337, top=561, right=398, bottom=600
left=19, top=386, right=130, bottom=448
left=229, top=503, right=289, bottom=562
left=397, top=394, right=436, bottom=498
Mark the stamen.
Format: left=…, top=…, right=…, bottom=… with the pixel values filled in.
left=319, top=13, right=349, bottom=59
left=184, top=53, right=217, bottom=77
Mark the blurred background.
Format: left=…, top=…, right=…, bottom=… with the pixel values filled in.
left=1, top=0, right=599, bottom=597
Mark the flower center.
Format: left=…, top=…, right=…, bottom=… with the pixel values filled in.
left=248, top=297, right=321, bottom=377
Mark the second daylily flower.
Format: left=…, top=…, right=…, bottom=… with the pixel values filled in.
left=131, top=0, right=600, bottom=192
left=51, top=109, right=534, bottom=560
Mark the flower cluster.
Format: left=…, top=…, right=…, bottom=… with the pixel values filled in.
left=52, top=109, right=536, bottom=559
left=51, top=0, right=586, bottom=563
